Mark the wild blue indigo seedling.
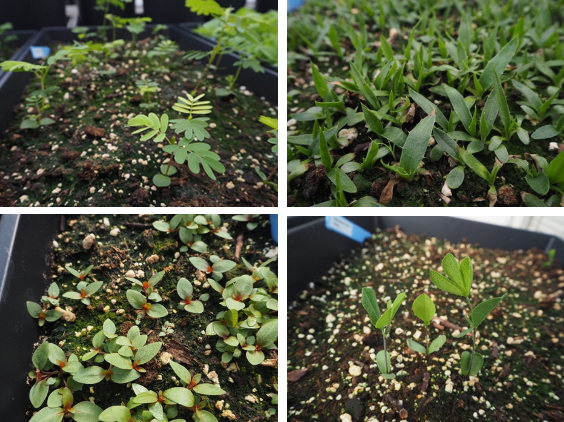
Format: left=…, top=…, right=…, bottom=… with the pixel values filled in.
left=361, top=288, right=406, bottom=379
left=430, top=254, right=507, bottom=376
left=189, top=255, right=236, bottom=281
left=29, top=387, right=102, bottom=422
left=125, top=271, right=168, bottom=323
left=408, top=293, right=446, bottom=355
left=27, top=301, right=62, bottom=326
left=177, top=277, right=209, bottom=313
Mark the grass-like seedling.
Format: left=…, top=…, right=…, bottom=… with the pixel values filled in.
left=361, top=288, right=406, bottom=379
left=430, top=254, right=507, bottom=376
left=408, top=293, right=446, bottom=355
left=128, top=93, right=225, bottom=187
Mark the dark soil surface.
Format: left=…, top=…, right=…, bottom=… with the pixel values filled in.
left=0, top=36, right=277, bottom=207
left=27, top=214, right=278, bottom=421
left=288, top=228, right=564, bottom=421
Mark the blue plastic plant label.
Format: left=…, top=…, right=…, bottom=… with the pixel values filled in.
left=30, top=46, right=51, bottom=59
left=325, top=216, right=372, bottom=243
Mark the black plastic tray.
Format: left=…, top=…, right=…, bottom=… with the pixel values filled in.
left=77, top=0, right=136, bottom=26
left=0, top=24, right=277, bottom=134
left=142, top=0, right=204, bottom=24
left=0, top=30, right=39, bottom=82
left=288, top=216, right=564, bottom=302
left=0, top=214, right=60, bottom=421
left=177, top=22, right=278, bottom=76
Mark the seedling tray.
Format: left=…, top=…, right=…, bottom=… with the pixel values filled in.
left=0, top=24, right=278, bottom=207
left=0, top=214, right=60, bottom=421
left=0, top=30, right=38, bottom=82
left=288, top=216, right=564, bottom=301
left=0, top=24, right=277, bottom=133
left=177, top=22, right=278, bottom=79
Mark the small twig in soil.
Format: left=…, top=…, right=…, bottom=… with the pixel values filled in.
left=103, top=93, right=123, bottom=100
left=266, top=163, right=278, bottom=182
left=384, top=394, right=408, bottom=419
left=60, top=215, right=66, bottom=232
left=432, top=316, right=462, bottom=332
left=546, top=404, right=564, bottom=411
left=123, top=222, right=153, bottom=229
left=235, top=234, right=244, bottom=260
left=421, top=372, right=430, bottom=393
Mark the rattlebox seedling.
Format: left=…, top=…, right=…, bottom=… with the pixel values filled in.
left=430, top=253, right=507, bottom=376
left=408, top=293, right=446, bottom=355
left=361, top=288, right=405, bottom=379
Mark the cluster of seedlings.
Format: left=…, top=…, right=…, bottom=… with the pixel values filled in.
left=362, top=253, right=506, bottom=379
left=0, top=0, right=277, bottom=207
left=287, top=0, right=564, bottom=206
left=287, top=229, right=563, bottom=421
left=25, top=214, right=278, bottom=422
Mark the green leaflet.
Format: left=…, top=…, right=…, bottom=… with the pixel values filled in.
left=398, top=114, right=437, bottom=178
left=492, top=68, right=512, bottom=136
left=479, top=36, right=519, bottom=90
left=375, top=292, right=405, bottom=328
left=361, top=287, right=381, bottom=326
left=472, top=294, right=507, bottom=328
left=546, top=149, right=564, bottom=185
left=412, top=293, right=435, bottom=325
left=444, top=85, right=473, bottom=135
left=409, top=88, right=449, bottom=130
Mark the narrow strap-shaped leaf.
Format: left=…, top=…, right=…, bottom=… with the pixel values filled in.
left=399, top=113, right=436, bottom=176
left=479, top=36, right=519, bottom=90
left=409, top=88, right=449, bottom=130
left=492, top=67, right=511, bottom=136
left=444, top=85, right=473, bottom=133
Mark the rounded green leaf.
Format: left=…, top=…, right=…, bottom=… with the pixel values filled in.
left=376, top=350, right=392, bottom=375
left=32, top=341, right=50, bottom=369
left=73, top=366, right=105, bottom=384
left=132, top=391, right=158, bottom=404
left=407, top=338, right=426, bottom=355
left=126, top=289, right=146, bottom=309
left=460, top=351, right=483, bottom=376
left=184, top=301, right=204, bottom=314
left=412, top=293, right=435, bottom=325
left=225, top=297, right=245, bottom=311
left=532, top=125, right=560, bottom=139
left=148, top=271, right=165, bottom=287
left=177, top=278, right=193, bottom=299
left=27, top=301, right=43, bottom=318
left=189, top=257, right=210, bottom=272
left=72, top=401, right=103, bottom=422
left=98, top=405, right=131, bottom=422
left=110, top=368, right=140, bottom=384
left=48, top=344, right=66, bottom=366
left=104, top=353, right=133, bottom=370
left=29, top=407, right=64, bottom=422
left=103, top=319, right=117, bottom=338
left=30, top=380, right=49, bottom=408
left=234, top=275, right=254, bottom=297
left=163, top=387, right=195, bottom=407
left=147, top=303, right=169, bottom=318
left=212, top=260, right=237, bottom=273
left=257, top=319, right=278, bottom=347
left=192, top=383, right=226, bottom=396
left=446, top=166, right=465, bottom=189
left=153, top=174, right=171, bottom=187
left=134, top=342, right=162, bottom=365
left=246, top=350, right=265, bottom=365
left=428, top=335, right=447, bottom=354
left=169, top=360, right=192, bottom=385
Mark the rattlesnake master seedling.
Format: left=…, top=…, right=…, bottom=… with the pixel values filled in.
left=128, top=93, right=225, bottom=187
left=430, top=253, right=507, bottom=376
left=408, top=293, right=446, bottom=355
left=361, top=288, right=406, bottom=379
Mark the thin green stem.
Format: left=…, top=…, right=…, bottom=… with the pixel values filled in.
left=193, top=24, right=226, bottom=94
left=229, top=62, right=243, bottom=90
left=425, top=324, right=430, bottom=355
left=464, top=296, right=476, bottom=375
left=382, top=329, right=389, bottom=373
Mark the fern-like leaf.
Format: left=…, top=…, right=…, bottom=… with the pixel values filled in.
left=185, top=0, right=224, bottom=16
left=128, top=113, right=168, bottom=143
left=172, top=94, right=213, bottom=117
left=0, top=61, right=47, bottom=73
